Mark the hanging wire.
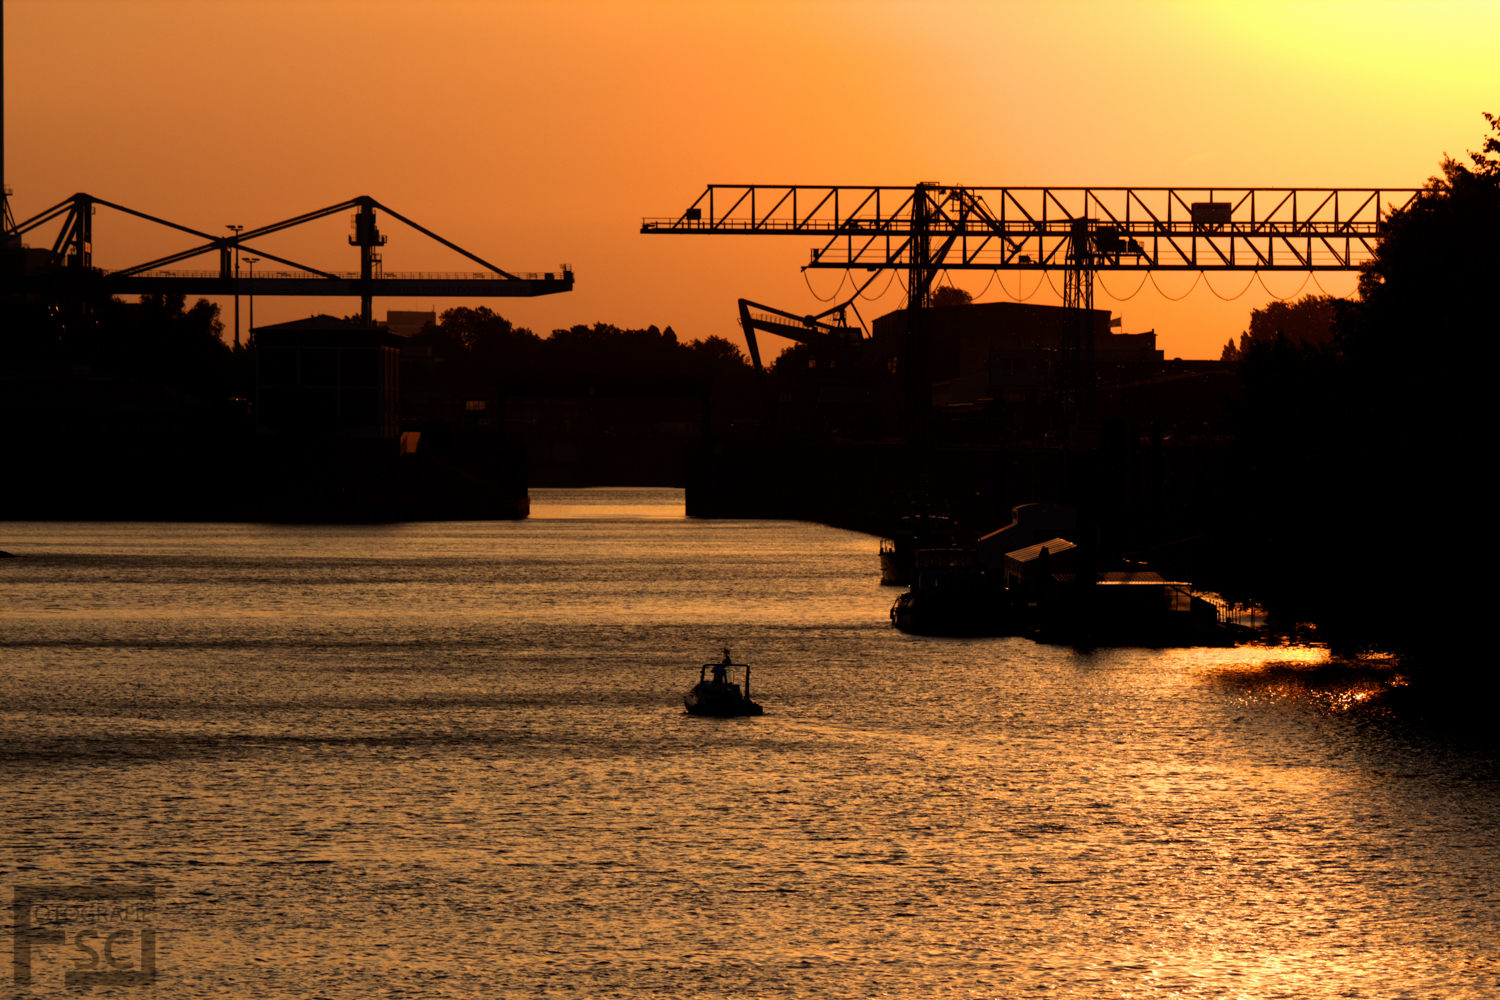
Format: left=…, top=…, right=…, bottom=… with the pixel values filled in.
left=1202, top=271, right=1257, bottom=302
left=968, top=269, right=999, bottom=302
left=1095, top=271, right=1150, bottom=302
left=1043, top=270, right=1067, bottom=302
left=844, top=265, right=893, bottom=303
left=1255, top=271, right=1313, bottom=302
left=936, top=269, right=985, bottom=301
left=858, top=269, right=898, bottom=300
left=1001, top=269, right=1046, bottom=302
left=802, top=268, right=847, bottom=303
left=1148, top=271, right=1202, bottom=301
left=995, top=270, right=1016, bottom=301
left=936, top=268, right=984, bottom=299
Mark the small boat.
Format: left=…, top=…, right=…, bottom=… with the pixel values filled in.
left=879, top=509, right=959, bottom=586
left=684, top=650, right=764, bottom=717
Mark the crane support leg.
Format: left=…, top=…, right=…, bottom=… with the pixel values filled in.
left=1062, top=219, right=1097, bottom=425
left=350, top=199, right=386, bottom=326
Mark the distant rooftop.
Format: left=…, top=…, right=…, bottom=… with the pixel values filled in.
left=386, top=310, right=437, bottom=337
left=252, top=314, right=403, bottom=348
left=252, top=314, right=384, bottom=334
left=1005, top=537, right=1078, bottom=563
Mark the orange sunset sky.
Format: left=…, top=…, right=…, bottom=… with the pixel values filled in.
left=6, top=0, right=1499, bottom=359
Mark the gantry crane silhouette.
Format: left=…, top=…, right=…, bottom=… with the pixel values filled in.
left=642, top=183, right=1419, bottom=428
left=0, top=0, right=573, bottom=342
left=2, top=193, right=573, bottom=344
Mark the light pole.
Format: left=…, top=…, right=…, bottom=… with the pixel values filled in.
left=226, top=224, right=244, bottom=348
left=242, top=256, right=260, bottom=346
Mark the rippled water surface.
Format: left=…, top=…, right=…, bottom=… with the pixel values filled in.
left=3, top=490, right=1498, bottom=998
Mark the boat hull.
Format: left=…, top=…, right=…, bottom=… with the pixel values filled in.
left=879, top=548, right=910, bottom=586
left=890, top=582, right=1020, bottom=637
left=684, top=681, right=764, bottom=717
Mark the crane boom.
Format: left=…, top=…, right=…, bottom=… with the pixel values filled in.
left=643, top=181, right=1422, bottom=428
left=2, top=193, right=574, bottom=327
left=736, top=298, right=863, bottom=374
left=642, top=183, right=1420, bottom=272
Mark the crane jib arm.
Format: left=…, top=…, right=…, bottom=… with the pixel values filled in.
left=1, top=193, right=576, bottom=300
left=642, top=184, right=1422, bottom=271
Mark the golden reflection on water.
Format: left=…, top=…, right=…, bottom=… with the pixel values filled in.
left=2, top=506, right=1498, bottom=998
left=530, top=486, right=687, bottom=521
left=1213, top=655, right=1410, bottom=717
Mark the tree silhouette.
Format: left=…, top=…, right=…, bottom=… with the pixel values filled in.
left=1336, top=112, right=1499, bottom=419
left=930, top=285, right=974, bottom=308
left=1230, top=112, right=1499, bottom=671
left=1221, top=294, right=1339, bottom=360
left=404, top=311, right=760, bottom=418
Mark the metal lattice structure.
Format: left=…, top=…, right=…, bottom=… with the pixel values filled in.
left=642, top=184, right=1420, bottom=272
left=643, top=182, right=1421, bottom=424
left=735, top=297, right=863, bottom=373
left=3, top=193, right=573, bottom=330
left=1061, top=220, right=1095, bottom=421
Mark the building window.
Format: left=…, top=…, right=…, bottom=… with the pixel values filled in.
left=465, top=400, right=486, bottom=411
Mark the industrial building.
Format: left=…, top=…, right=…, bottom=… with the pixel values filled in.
left=252, top=316, right=402, bottom=441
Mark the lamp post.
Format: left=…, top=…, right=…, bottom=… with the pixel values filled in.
left=226, top=224, right=244, bottom=348
left=242, top=256, right=260, bottom=346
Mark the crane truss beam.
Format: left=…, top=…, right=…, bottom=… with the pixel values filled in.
left=2, top=193, right=574, bottom=300
left=3, top=271, right=572, bottom=297
left=736, top=297, right=862, bottom=374
left=642, top=185, right=1421, bottom=271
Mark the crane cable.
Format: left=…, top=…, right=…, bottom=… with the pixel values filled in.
left=1255, top=271, right=1313, bottom=302
left=859, top=269, right=898, bottom=300
left=1147, top=271, right=1202, bottom=301
left=965, top=270, right=999, bottom=302
left=1095, top=271, right=1150, bottom=302
left=936, top=269, right=992, bottom=302
left=802, top=268, right=848, bottom=302
left=1043, top=270, right=1066, bottom=302
left=1201, top=271, right=1257, bottom=301
left=841, top=266, right=895, bottom=305
left=828, top=264, right=1335, bottom=311
left=894, top=270, right=909, bottom=309
left=998, top=269, right=1045, bottom=302
left=817, top=261, right=1308, bottom=309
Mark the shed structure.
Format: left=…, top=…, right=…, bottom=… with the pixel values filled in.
left=253, top=316, right=401, bottom=439
left=1002, top=537, right=1078, bottom=591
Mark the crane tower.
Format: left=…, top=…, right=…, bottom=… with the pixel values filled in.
left=643, top=183, right=1418, bottom=433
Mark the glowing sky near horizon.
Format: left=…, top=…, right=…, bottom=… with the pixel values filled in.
left=6, top=0, right=1498, bottom=358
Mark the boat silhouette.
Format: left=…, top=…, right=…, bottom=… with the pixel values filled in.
left=684, top=649, right=764, bottom=717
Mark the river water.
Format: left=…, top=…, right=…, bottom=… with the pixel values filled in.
left=2, top=488, right=1497, bottom=998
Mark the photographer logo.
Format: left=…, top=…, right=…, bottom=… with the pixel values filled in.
left=11, top=885, right=156, bottom=992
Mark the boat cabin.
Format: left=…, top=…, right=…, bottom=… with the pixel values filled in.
left=684, top=657, right=764, bottom=717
